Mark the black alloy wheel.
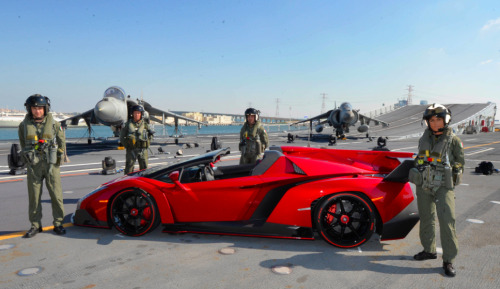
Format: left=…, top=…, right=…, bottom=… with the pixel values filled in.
left=110, top=188, right=160, bottom=236
left=314, top=192, right=376, bottom=248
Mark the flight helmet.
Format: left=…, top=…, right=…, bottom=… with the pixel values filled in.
left=131, top=105, right=145, bottom=119
left=245, top=107, right=260, bottom=121
left=25, top=94, right=50, bottom=116
left=423, top=103, right=451, bottom=131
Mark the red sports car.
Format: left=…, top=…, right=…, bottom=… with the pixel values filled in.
left=73, top=146, right=419, bottom=248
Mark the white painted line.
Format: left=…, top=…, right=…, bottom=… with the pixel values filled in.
left=465, top=148, right=494, bottom=156
left=391, top=146, right=417, bottom=151
left=466, top=219, right=485, bottom=224
left=490, top=201, right=500, bottom=205
left=0, top=161, right=171, bottom=181
left=465, top=159, right=500, bottom=164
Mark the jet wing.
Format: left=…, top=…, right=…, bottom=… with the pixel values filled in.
left=60, top=109, right=97, bottom=127
left=358, top=113, right=389, bottom=127
left=149, top=115, right=172, bottom=126
left=292, top=110, right=333, bottom=125
left=140, top=100, right=206, bottom=126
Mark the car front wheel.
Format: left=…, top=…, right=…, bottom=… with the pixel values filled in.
left=314, top=192, right=375, bottom=248
left=110, top=188, right=160, bottom=236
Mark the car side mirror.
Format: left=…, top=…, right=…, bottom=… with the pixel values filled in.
left=169, top=171, right=180, bottom=182
left=168, top=171, right=191, bottom=192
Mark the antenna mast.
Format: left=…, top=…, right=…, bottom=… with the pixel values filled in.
left=320, top=93, right=327, bottom=113
left=407, top=85, right=413, bottom=105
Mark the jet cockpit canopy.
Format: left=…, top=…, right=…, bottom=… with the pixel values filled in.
left=339, top=102, right=352, bottom=111
left=103, top=86, right=126, bottom=101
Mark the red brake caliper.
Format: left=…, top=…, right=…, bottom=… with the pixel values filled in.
left=326, top=204, right=337, bottom=224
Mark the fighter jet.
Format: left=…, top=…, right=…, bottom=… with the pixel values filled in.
left=293, top=102, right=389, bottom=139
left=61, top=86, right=205, bottom=144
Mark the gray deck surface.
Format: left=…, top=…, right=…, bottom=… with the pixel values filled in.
left=0, top=104, right=499, bottom=289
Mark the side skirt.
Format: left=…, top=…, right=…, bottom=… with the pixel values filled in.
left=162, top=222, right=315, bottom=240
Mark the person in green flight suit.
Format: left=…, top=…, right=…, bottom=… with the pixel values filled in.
left=120, top=105, right=153, bottom=174
left=408, top=103, right=464, bottom=277
left=18, top=94, right=67, bottom=238
left=239, top=108, right=269, bottom=164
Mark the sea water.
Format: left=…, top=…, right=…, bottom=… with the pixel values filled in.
left=0, top=124, right=305, bottom=141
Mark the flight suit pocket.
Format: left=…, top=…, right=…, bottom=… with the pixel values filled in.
left=453, top=170, right=463, bottom=186
left=408, top=167, right=423, bottom=186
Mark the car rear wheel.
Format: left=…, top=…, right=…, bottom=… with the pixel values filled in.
left=110, top=188, right=160, bottom=236
left=314, top=192, right=375, bottom=248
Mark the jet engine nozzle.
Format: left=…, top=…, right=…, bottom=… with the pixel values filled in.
left=315, top=124, right=324, bottom=133
left=344, top=110, right=359, bottom=125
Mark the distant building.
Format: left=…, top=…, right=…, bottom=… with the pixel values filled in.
left=204, top=114, right=232, bottom=125
left=394, top=100, right=408, bottom=109
left=183, top=112, right=204, bottom=122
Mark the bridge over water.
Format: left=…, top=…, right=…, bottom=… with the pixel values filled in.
left=172, top=111, right=302, bottom=124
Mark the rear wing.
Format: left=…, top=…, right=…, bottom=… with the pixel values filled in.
left=276, top=146, right=414, bottom=174
left=383, top=159, right=415, bottom=183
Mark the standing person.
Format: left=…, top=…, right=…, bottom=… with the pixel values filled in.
left=120, top=105, right=152, bottom=174
left=19, top=94, right=66, bottom=238
left=239, top=108, right=269, bottom=164
left=408, top=103, right=464, bottom=277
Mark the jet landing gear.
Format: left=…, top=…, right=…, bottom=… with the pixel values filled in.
left=84, top=119, right=93, bottom=145
left=335, top=130, right=346, bottom=140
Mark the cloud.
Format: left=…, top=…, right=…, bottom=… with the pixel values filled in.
left=480, top=59, right=493, bottom=65
left=481, top=18, right=500, bottom=31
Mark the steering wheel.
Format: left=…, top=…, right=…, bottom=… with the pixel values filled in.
left=202, top=165, right=215, bottom=181
left=194, top=167, right=203, bottom=182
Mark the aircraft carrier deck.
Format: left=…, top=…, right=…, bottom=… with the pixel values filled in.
left=0, top=103, right=498, bottom=289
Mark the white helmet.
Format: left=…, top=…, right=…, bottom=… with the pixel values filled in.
left=423, top=103, right=452, bottom=129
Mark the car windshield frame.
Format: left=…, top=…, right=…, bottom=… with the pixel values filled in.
left=133, top=147, right=230, bottom=179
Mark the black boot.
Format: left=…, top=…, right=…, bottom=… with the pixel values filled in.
left=413, top=251, right=437, bottom=261
left=23, top=227, right=43, bottom=238
left=53, top=225, right=66, bottom=235
left=443, top=262, right=456, bottom=277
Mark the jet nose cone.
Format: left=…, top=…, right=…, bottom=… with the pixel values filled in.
left=340, top=110, right=353, bottom=123
left=95, top=100, right=114, bottom=120
left=344, top=111, right=354, bottom=122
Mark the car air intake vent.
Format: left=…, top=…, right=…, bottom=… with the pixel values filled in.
left=293, top=163, right=306, bottom=175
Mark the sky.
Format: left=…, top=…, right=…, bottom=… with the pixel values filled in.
left=1, top=0, right=499, bottom=119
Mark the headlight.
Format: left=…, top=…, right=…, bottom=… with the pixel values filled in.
left=76, top=185, right=107, bottom=210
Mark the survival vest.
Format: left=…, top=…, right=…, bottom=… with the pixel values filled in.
left=415, top=128, right=455, bottom=191
left=21, top=113, right=59, bottom=165
left=240, top=121, right=265, bottom=157
left=126, top=120, right=151, bottom=149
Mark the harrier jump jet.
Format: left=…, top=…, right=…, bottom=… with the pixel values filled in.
left=293, top=102, right=389, bottom=139
left=61, top=86, right=205, bottom=144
